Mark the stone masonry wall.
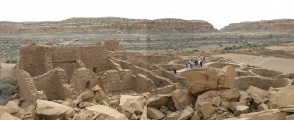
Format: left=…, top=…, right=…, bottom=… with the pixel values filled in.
left=135, top=74, right=156, bottom=93
left=32, top=68, right=72, bottom=100
left=16, top=69, right=47, bottom=104
left=18, top=45, right=47, bottom=77
left=70, top=68, right=100, bottom=95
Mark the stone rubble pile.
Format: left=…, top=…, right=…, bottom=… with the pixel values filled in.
left=1, top=65, right=294, bottom=120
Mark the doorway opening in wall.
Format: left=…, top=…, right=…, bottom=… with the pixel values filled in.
left=85, top=81, right=90, bottom=89
left=93, top=67, right=97, bottom=73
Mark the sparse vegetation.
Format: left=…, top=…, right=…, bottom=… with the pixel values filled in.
left=5, top=59, right=17, bottom=63
left=0, top=77, right=17, bottom=105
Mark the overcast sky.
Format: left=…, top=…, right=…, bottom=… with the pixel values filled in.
left=1, top=0, right=293, bottom=29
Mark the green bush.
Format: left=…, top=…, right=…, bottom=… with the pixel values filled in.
left=5, top=59, right=17, bottom=63
left=0, top=77, right=17, bottom=105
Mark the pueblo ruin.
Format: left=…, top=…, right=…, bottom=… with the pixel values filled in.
left=0, top=18, right=294, bottom=120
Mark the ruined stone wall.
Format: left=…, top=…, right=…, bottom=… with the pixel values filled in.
left=16, top=69, right=47, bottom=104
left=132, top=66, right=172, bottom=87
left=18, top=45, right=47, bottom=77
left=51, top=47, right=78, bottom=79
left=135, top=74, right=156, bottom=93
left=32, top=68, right=72, bottom=100
left=153, top=69, right=186, bottom=86
left=99, top=70, right=135, bottom=93
left=70, top=68, right=100, bottom=94
left=79, top=46, right=110, bottom=74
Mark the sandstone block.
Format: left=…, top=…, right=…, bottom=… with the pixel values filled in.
left=239, top=109, right=287, bottom=120
left=199, top=102, right=216, bottom=119
left=172, top=89, right=196, bottom=110
left=0, top=112, right=21, bottom=120
left=191, top=111, right=201, bottom=120
left=220, top=88, right=240, bottom=102
left=268, top=86, right=294, bottom=108
left=77, top=105, right=128, bottom=120
left=235, top=105, right=249, bottom=116
left=257, top=103, right=268, bottom=112
left=177, top=106, right=194, bottom=120
left=167, top=112, right=180, bottom=120
left=36, top=99, right=74, bottom=120
left=147, top=107, right=165, bottom=119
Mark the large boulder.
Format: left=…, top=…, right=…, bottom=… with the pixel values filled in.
left=0, top=112, right=21, bottom=120
left=172, top=89, right=196, bottom=110
left=183, top=65, right=235, bottom=95
left=268, top=86, right=294, bottom=108
left=36, top=99, right=74, bottom=120
left=77, top=105, right=128, bottom=120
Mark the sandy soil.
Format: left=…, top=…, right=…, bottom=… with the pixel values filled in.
left=0, top=63, right=16, bottom=79
left=213, top=53, right=294, bottom=73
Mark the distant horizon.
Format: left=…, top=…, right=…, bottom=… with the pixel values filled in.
left=1, top=0, right=294, bottom=29
left=1, top=16, right=293, bottom=30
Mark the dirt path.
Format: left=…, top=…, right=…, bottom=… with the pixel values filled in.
left=0, top=63, right=16, bottom=79
left=213, top=53, right=294, bottom=73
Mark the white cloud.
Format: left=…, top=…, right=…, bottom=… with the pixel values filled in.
left=0, top=0, right=293, bottom=29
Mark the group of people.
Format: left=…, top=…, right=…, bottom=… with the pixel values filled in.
left=186, top=57, right=205, bottom=69
left=172, top=56, right=205, bottom=75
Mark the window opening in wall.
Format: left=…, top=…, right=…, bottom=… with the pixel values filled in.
left=93, top=67, right=97, bottom=73
left=85, top=81, right=90, bottom=89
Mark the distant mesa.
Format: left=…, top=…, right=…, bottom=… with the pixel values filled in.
left=221, top=19, right=294, bottom=32
left=0, top=17, right=217, bottom=34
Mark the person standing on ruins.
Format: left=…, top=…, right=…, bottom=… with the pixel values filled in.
left=173, top=66, right=177, bottom=74
left=186, top=60, right=189, bottom=69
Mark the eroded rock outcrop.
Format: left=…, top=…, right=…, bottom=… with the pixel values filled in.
left=221, top=19, right=294, bottom=32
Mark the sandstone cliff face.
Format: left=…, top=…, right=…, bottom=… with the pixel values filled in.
left=221, top=19, right=294, bottom=32
left=0, top=17, right=217, bottom=34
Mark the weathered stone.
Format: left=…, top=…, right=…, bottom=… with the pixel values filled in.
left=268, top=86, right=294, bottom=108
left=194, top=91, right=219, bottom=110
left=92, top=84, right=108, bottom=102
left=257, top=103, right=268, bottom=112
left=177, top=106, right=194, bottom=120
left=247, top=92, right=263, bottom=108
left=130, top=113, right=140, bottom=120
left=191, top=111, right=201, bottom=120
left=0, top=112, right=21, bottom=120
left=167, top=112, right=180, bottom=120
left=247, top=86, right=269, bottom=99
left=239, top=91, right=252, bottom=105
left=120, top=95, right=146, bottom=114
left=77, top=105, right=128, bottom=120
left=228, top=102, right=246, bottom=111
left=239, top=109, right=287, bottom=120
left=212, top=96, right=222, bottom=107
left=172, top=89, right=196, bottom=110
left=286, top=114, right=294, bottom=120
left=76, top=91, right=95, bottom=103
left=220, top=88, right=240, bottom=102
left=280, top=105, right=294, bottom=112
left=147, top=107, right=165, bottom=119
left=183, top=65, right=235, bottom=95
left=235, top=105, right=249, bottom=116
left=199, top=102, right=216, bottom=119
left=36, top=99, right=74, bottom=120
left=140, top=106, right=148, bottom=120
left=26, top=105, right=36, bottom=112
left=147, top=94, right=173, bottom=109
